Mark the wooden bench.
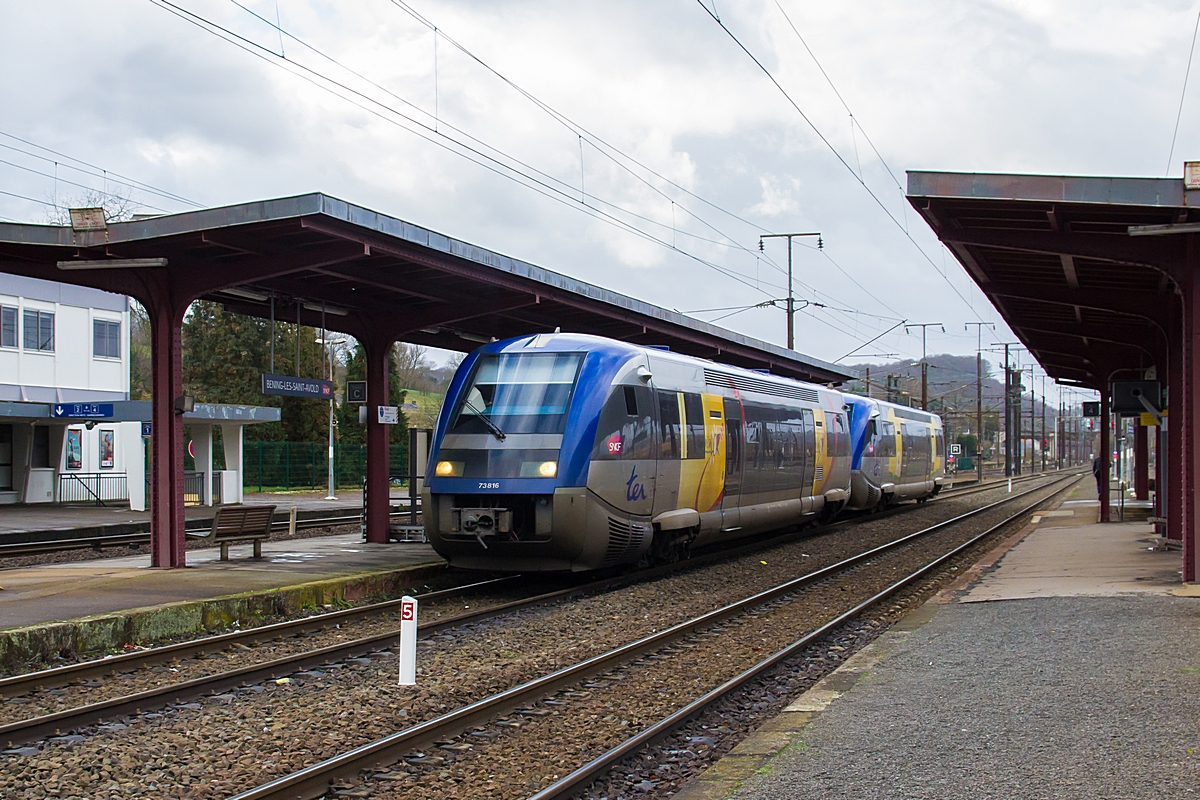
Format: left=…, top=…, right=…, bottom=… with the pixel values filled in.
left=205, top=505, right=277, bottom=560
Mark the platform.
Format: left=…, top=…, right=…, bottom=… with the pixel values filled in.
left=0, top=533, right=445, bottom=669
left=678, top=482, right=1199, bottom=800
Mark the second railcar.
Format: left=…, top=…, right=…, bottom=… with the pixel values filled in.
left=844, top=395, right=945, bottom=510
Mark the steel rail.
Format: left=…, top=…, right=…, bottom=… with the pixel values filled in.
left=0, top=576, right=517, bottom=699
left=0, top=510, right=407, bottom=558
left=225, top=473, right=1077, bottom=800
left=0, top=471, right=1063, bottom=559
left=527, top=473, right=1082, bottom=800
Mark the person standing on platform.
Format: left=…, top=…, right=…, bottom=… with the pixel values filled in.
left=1093, top=455, right=1104, bottom=497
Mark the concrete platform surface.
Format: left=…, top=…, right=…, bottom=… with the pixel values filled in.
left=677, top=480, right=1200, bottom=800
left=0, top=534, right=443, bottom=630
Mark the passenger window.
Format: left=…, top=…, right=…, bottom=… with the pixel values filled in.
left=683, top=393, right=706, bottom=459
left=592, top=385, right=656, bottom=461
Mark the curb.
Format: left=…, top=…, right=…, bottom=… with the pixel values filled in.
left=0, top=560, right=446, bottom=673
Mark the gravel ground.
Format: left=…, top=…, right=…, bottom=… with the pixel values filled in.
left=0, top=477, right=1068, bottom=799
left=729, top=595, right=1200, bottom=800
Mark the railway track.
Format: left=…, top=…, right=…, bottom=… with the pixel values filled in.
left=0, top=472, right=1074, bottom=753
left=221, top=472, right=1078, bottom=800
left=0, top=509, right=409, bottom=559
left=0, top=471, right=1051, bottom=560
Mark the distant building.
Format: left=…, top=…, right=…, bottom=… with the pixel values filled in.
left=0, top=275, right=138, bottom=505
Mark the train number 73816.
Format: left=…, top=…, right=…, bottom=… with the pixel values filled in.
left=477, top=481, right=500, bottom=490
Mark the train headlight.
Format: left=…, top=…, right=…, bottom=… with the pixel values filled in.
left=520, top=460, right=558, bottom=478
left=435, top=460, right=462, bottom=477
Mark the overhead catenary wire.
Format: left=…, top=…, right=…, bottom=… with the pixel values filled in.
left=148, top=0, right=791, bottom=300
left=0, top=130, right=201, bottom=208
left=695, top=1, right=983, bottom=320
left=149, top=0, right=905, bottom=357
left=0, top=158, right=168, bottom=213
left=1166, top=3, right=1200, bottom=176
left=230, top=0, right=805, bottom=286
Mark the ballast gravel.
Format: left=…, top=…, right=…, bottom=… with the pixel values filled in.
left=0, top=477, right=1067, bottom=799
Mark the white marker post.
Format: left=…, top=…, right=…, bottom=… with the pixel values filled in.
left=398, top=595, right=418, bottom=685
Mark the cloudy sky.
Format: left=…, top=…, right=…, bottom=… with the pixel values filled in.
left=2, top=0, right=1197, bottom=404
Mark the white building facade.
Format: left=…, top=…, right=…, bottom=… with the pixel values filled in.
left=0, top=275, right=139, bottom=506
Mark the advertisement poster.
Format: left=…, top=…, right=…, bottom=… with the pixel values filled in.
left=99, top=430, right=115, bottom=470
left=66, top=429, right=82, bottom=470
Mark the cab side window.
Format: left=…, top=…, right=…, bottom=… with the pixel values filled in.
left=592, top=385, right=656, bottom=460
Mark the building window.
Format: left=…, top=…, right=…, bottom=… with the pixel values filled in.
left=0, top=306, right=16, bottom=348
left=23, top=309, right=54, bottom=352
left=93, top=319, right=121, bottom=359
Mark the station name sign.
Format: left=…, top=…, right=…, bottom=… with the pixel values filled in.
left=52, top=403, right=114, bottom=418
left=261, top=374, right=333, bottom=399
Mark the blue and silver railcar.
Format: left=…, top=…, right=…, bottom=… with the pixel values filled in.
left=423, top=333, right=856, bottom=571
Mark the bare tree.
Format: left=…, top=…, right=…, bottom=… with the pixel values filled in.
left=43, top=188, right=144, bottom=225
left=394, top=342, right=433, bottom=392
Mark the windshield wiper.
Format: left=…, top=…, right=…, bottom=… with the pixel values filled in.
left=464, top=398, right=506, bottom=441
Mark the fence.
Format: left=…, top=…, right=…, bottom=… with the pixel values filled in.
left=58, top=472, right=129, bottom=505
left=183, top=471, right=204, bottom=505
left=242, top=441, right=410, bottom=493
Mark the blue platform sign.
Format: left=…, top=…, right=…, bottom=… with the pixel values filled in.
left=261, top=373, right=333, bottom=399
left=52, top=403, right=114, bottom=419
left=141, top=422, right=153, bottom=437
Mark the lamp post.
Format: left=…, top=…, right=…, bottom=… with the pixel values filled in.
left=318, top=336, right=348, bottom=500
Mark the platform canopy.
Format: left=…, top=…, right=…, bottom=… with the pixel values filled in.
left=907, top=169, right=1200, bottom=581
left=0, top=193, right=849, bottom=569
left=906, top=171, right=1193, bottom=391
left=0, top=193, right=849, bottom=385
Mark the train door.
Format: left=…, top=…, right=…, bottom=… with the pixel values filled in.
left=800, top=409, right=816, bottom=496
left=652, top=389, right=682, bottom=518
left=721, top=397, right=744, bottom=529
left=899, top=422, right=912, bottom=480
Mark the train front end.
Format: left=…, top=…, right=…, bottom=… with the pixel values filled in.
left=423, top=334, right=634, bottom=571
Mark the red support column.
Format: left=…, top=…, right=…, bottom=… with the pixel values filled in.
left=1188, top=241, right=1200, bottom=582
left=364, top=334, right=393, bottom=543
left=1169, top=295, right=1184, bottom=544
left=1134, top=422, right=1148, bottom=501
left=1100, top=390, right=1111, bottom=523
left=147, top=292, right=187, bottom=568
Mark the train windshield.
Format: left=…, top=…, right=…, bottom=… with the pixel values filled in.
left=450, top=352, right=584, bottom=435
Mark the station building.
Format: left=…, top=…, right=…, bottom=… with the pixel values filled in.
left=0, top=274, right=142, bottom=507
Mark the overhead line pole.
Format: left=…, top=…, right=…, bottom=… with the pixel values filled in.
left=966, top=322, right=995, bottom=482
left=760, top=232, right=822, bottom=349
left=905, top=322, right=944, bottom=411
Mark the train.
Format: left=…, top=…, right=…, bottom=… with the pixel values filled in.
left=422, top=333, right=945, bottom=571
